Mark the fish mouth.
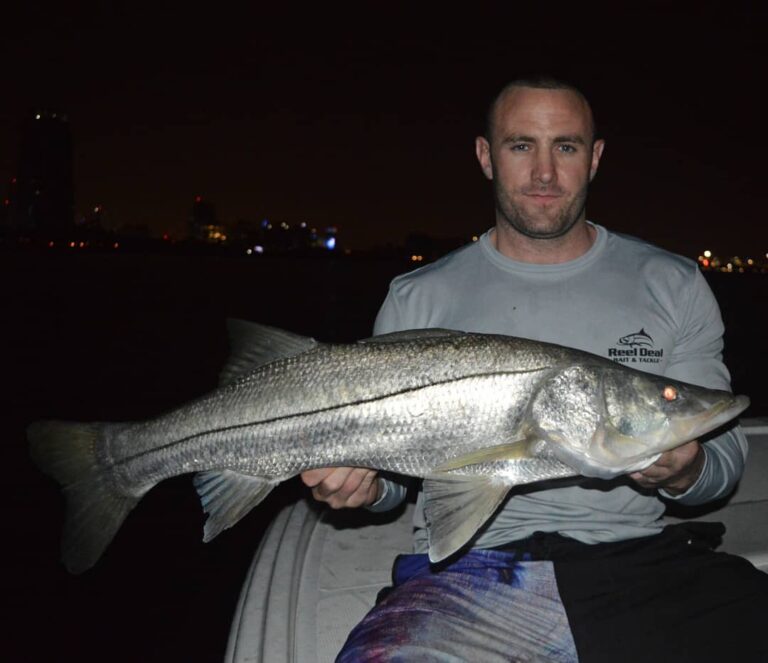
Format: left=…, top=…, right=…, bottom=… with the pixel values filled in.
left=666, top=394, right=750, bottom=444
left=600, top=394, right=750, bottom=473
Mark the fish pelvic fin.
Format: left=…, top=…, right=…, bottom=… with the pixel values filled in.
left=28, top=421, right=139, bottom=574
left=423, top=475, right=511, bottom=563
left=193, top=470, right=278, bottom=542
left=220, top=319, right=317, bottom=386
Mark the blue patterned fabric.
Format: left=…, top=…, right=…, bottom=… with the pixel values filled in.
left=337, top=549, right=577, bottom=663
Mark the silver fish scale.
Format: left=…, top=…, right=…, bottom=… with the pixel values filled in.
left=105, top=335, right=562, bottom=494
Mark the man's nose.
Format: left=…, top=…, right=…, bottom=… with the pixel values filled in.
left=532, top=151, right=555, bottom=184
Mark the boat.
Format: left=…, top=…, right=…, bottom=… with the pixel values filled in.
left=225, top=419, right=768, bottom=663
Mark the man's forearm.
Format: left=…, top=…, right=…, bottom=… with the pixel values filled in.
left=661, top=427, right=747, bottom=505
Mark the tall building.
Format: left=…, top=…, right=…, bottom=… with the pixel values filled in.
left=7, top=110, right=75, bottom=236
left=189, top=196, right=227, bottom=243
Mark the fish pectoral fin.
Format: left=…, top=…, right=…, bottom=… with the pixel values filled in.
left=435, top=437, right=537, bottom=472
left=423, top=475, right=511, bottom=563
left=193, top=470, right=278, bottom=542
left=220, top=319, right=317, bottom=386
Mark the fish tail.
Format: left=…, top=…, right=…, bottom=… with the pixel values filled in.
left=28, top=421, right=139, bottom=574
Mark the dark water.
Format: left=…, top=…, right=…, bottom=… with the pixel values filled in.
left=3, top=251, right=765, bottom=662
left=3, top=251, right=400, bottom=662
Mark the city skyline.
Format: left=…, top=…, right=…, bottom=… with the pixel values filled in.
left=2, top=4, right=766, bottom=256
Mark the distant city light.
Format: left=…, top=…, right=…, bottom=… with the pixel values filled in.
left=472, top=235, right=478, bottom=242
left=253, top=245, right=264, bottom=254
left=325, top=236, right=336, bottom=250
left=691, top=248, right=768, bottom=274
left=35, top=114, right=41, bottom=120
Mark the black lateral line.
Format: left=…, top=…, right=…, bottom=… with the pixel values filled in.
left=117, top=367, right=552, bottom=463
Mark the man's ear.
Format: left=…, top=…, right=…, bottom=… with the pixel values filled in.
left=589, top=139, right=605, bottom=182
left=475, top=136, right=493, bottom=180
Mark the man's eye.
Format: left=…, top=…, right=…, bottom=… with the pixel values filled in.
left=558, top=144, right=577, bottom=153
left=511, top=143, right=530, bottom=151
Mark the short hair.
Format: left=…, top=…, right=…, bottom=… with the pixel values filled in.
left=485, top=75, right=598, bottom=143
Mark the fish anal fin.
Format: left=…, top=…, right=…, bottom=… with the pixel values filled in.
left=193, top=470, right=277, bottom=542
left=423, top=475, right=511, bottom=563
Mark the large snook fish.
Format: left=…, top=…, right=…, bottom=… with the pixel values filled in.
left=29, top=320, right=749, bottom=573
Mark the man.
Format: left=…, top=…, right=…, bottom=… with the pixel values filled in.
left=302, top=77, right=768, bottom=662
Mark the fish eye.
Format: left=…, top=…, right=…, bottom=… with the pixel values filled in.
left=662, top=386, right=678, bottom=401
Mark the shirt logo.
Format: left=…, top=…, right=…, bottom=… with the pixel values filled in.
left=618, top=328, right=654, bottom=348
left=608, top=328, right=663, bottom=364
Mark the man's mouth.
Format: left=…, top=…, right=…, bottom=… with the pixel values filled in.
left=525, top=193, right=562, bottom=203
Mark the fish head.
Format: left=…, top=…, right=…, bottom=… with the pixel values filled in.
left=529, top=362, right=749, bottom=478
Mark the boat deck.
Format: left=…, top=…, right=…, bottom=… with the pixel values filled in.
left=225, top=420, right=768, bottom=663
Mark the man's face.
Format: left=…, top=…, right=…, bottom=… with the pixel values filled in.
left=476, top=87, right=605, bottom=240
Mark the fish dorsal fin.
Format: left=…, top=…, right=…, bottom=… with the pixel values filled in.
left=358, top=328, right=465, bottom=344
left=435, top=436, right=535, bottom=472
left=220, top=319, right=317, bottom=386
left=193, top=470, right=278, bottom=542
left=423, top=475, right=511, bottom=563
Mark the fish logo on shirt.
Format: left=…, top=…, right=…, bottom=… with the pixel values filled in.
left=618, top=328, right=654, bottom=349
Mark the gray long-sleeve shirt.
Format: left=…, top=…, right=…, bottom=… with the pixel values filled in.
left=370, top=224, right=747, bottom=552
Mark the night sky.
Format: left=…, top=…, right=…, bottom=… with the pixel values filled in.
left=2, top=3, right=766, bottom=255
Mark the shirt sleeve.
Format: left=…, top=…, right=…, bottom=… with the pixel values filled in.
left=373, top=281, right=408, bottom=335
left=364, top=281, right=412, bottom=513
left=660, top=268, right=748, bottom=505
left=366, top=476, right=410, bottom=512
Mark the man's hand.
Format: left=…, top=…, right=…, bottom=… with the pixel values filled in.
left=301, top=467, right=380, bottom=509
left=629, top=440, right=705, bottom=495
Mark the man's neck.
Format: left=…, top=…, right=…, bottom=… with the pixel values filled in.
left=491, top=219, right=596, bottom=264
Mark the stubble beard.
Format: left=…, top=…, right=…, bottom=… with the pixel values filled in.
left=494, top=181, right=589, bottom=240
